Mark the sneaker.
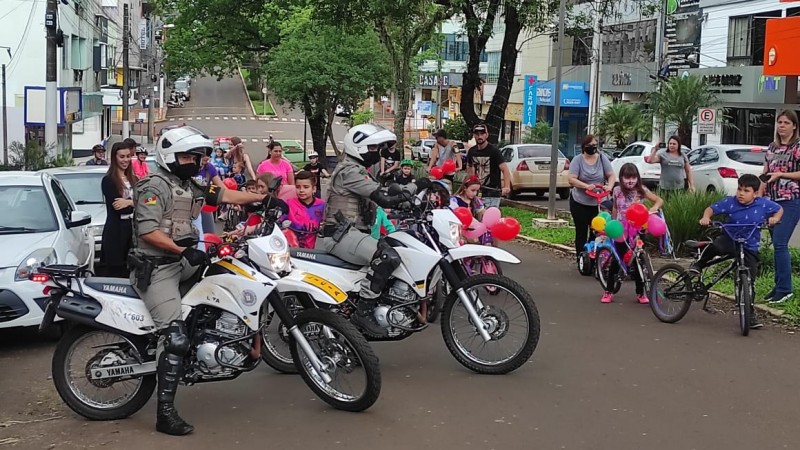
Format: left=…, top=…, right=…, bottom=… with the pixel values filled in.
left=601, top=292, right=613, bottom=303
left=766, top=293, right=794, bottom=305
left=637, top=294, right=649, bottom=304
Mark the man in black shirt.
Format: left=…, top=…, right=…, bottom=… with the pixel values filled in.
left=379, top=144, right=401, bottom=180
left=302, top=152, right=329, bottom=198
left=465, top=123, right=511, bottom=208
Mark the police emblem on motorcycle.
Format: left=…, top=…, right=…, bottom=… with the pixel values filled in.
left=241, top=290, right=257, bottom=307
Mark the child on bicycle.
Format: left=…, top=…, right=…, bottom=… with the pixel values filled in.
left=450, top=176, right=489, bottom=244
left=603, top=163, right=663, bottom=304
left=691, top=174, right=782, bottom=327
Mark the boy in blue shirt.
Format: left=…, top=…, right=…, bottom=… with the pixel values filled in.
left=692, top=174, right=783, bottom=328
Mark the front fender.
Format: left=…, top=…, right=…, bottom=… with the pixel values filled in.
left=447, top=244, right=521, bottom=264
left=276, top=270, right=349, bottom=306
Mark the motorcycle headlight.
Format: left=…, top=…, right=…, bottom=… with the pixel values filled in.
left=449, top=222, right=462, bottom=245
left=268, top=251, right=291, bottom=273
left=16, top=248, right=57, bottom=281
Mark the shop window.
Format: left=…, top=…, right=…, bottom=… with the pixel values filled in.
left=486, top=51, right=500, bottom=84
left=727, top=11, right=780, bottom=66
left=722, top=108, right=776, bottom=145
left=422, top=90, right=432, bottom=101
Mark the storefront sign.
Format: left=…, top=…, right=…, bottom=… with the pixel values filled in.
left=758, top=76, right=782, bottom=93
left=684, top=67, right=792, bottom=104
left=417, top=100, right=433, bottom=115
left=522, top=75, right=537, bottom=126
left=611, top=72, right=632, bottom=86
left=418, top=74, right=449, bottom=87
left=600, top=63, right=658, bottom=93
left=537, top=81, right=589, bottom=108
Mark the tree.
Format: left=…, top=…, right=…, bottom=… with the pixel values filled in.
left=647, top=74, right=719, bottom=147
left=442, top=116, right=470, bottom=142
left=156, top=0, right=292, bottom=79
left=523, top=120, right=553, bottom=144
left=595, top=103, right=652, bottom=149
left=315, top=0, right=454, bottom=151
left=267, top=8, right=391, bottom=157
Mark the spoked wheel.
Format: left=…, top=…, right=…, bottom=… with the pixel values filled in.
left=290, top=309, right=381, bottom=412
left=649, top=263, right=693, bottom=323
left=737, top=272, right=753, bottom=337
left=261, top=297, right=303, bottom=374
left=596, top=248, right=621, bottom=294
left=52, top=326, right=155, bottom=420
left=465, top=257, right=502, bottom=294
left=441, top=274, right=540, bottom=374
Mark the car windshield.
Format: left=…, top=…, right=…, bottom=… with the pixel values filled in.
left=175, top=80, right=189, bottom=90
left=726, top=148, right=766, bottom=166
left=516, top=145, right=564, bottom=159
left=0, top=186, right=58, bottom=233
left=619, top=145, right=644, bottom=157
left=51, top=172, right=105, bottom=204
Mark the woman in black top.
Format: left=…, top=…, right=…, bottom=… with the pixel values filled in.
left=99, top=142, right=138, bottom=277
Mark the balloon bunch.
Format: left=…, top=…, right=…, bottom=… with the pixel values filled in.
left=430, top=159, right=458, bottom=180
left=452, top=206, right=521, bottom=241
left=590, top=203, right=667, bottom=241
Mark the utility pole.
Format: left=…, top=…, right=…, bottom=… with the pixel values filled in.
left=122, top=3, right=130, bottom=139
left=654, top=0, right=666, bottom=142
left=146, top=15, right=154, bottom=144
left=2, top=63, right=7, bottom=162
left=435, top=22, right=444, bottom=129
left=45, top=0, right=58, bottom=156
left=587, top=2, right=603, bottom=134
left=548, top=0, right=567, bottom=220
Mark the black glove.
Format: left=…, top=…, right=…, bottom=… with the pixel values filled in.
left=181, top=247, right=209, bottom=267
left=369, top=189, right=407, bottom=208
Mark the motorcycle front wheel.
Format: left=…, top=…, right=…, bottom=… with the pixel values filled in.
left=441, top=274, right=540, bottom=375
left=52, top=325, right=155, bottom=420
left=289, top=309, right=381, bottom=412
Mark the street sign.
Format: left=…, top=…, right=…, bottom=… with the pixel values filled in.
left=698, top=107, right=716, bottom=134
left=261, top=87, right=267, bottom=94
left=522, top=75, right=538, bottom=127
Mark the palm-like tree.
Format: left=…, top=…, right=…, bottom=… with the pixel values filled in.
left=647, top=75, right=719, bottom=147
left=595, top=102, right=652, bottom=148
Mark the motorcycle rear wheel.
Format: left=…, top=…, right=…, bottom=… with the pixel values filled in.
left=52, top=325, right=155, bottom=420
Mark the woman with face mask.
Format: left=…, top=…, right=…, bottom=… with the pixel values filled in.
left=568, top=134, right=617, bottom=262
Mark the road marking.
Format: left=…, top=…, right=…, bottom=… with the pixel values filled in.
left=196, top=117, right=202, bottom=120
left=281, top=118, right=288, bottom=122
left=250, top=117, right=256, bottom=120
left=169, top=118, right=175, bottom=121
left=250, top=138, right=259, bottom=142
left=262, top=138, right=269, bottom=142
left=258, top=117, right=267, bottom=121
left=223, top=117, right=229, bottom=120
left=232, top=116, right=238, bottom=120
left=291, top=118, right=297, bottom=122
left=186, top=117, right=192, bottom=120
left=205, top=117, right=210, bottom=120
left=214, top=117, right=219, bottom=120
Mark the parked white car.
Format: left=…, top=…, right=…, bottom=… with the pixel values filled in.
left=611, top=141, right=691, bottom=189
left=687, top=145, right=767, bottom=195
left=0, top=172, right=94, bottom=330
left=41, top=167, right=108, bottom=257
left=500, top=144, right=571, bottom=199
left=411, top=138, right=437, bottom=162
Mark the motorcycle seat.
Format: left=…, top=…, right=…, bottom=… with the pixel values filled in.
left=290, top=248, right=362, bottom=270
left=84, top=277, right=140, bottom=299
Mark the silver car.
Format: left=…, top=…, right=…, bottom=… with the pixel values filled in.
left=40, top=167, right=108, bottom=257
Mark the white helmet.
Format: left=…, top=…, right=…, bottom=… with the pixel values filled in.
left=343, top=123, right=396, bottom=162
left=155, top=126, right=213, bottom=172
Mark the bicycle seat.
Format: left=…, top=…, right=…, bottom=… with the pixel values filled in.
left=684, top=240, right=712, bottom=249
left=290, top=248, right=362, bottom=270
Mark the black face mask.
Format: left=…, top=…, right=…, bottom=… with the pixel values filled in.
left=172, top=160, right=201, bottom=180
left=360, top=151, right=381, bottom=167
left=584, top=145, right=598, bottom=155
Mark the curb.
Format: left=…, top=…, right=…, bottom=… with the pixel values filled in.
left=514, top=234, right=787, bottom=320
left=239, top=67, right=276, bottom=117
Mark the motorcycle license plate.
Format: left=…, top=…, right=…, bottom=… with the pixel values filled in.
left=302, top=274, right=347, bottom=303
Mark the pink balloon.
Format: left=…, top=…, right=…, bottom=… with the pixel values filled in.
left=482, top=207, right=502, bottom=228
left=647, top=214, right=667, bottom=237
left=463, top=220, right=487, bottom=240
left=615, top=235, right=626, bottom=243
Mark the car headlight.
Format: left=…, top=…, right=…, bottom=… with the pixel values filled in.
left=16, top=248, right=57, bottom=281
left=449, top=222, right=462, bottom=245
left=90, top=225, right=104, bottom=237
left=268, top=251, right=291, bottom=273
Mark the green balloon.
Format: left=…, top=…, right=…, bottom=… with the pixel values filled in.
left=599, top=212, right=612, bottom=222
left=605, top=220, right=624, bottom=239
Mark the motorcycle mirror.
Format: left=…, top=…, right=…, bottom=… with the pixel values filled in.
left=268, top=176, right=282, bottom=192
left=387, top=183, right=403, bottom=196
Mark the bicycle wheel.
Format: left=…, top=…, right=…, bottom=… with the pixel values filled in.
left=737, top=271, right=753, bottom=337
left=596, top=248, right=621, bottom=294
left=637, top=252, right=655, bottom=301
left=649, top=263, right=693, bottom=323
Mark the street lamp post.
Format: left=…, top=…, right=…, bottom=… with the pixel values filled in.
left=1, top=46, right=11, bottom=164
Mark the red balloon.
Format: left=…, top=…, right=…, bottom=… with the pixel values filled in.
left=441, top=159, right=457, bottom=175
left=223, top=178, right=238, bottom=190
left=430, top=166, right=444, bottom=180
left=625, top=203, right=649, bottom=228
left=453, top=207, right=473, bottom=227
left=491, top=218, right=521, bottom=241
left=203, top=233, right=222, bottom=245
left=201, top=204, right=218, bottom=213
left=282, top=228, right=300, bottom=248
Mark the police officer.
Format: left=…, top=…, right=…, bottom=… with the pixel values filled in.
left=130, top=126, right=269, bottom=436
left=315, top=124, right=413, bottom=337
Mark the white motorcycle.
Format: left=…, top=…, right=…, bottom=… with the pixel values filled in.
left=264, top=181, right=541, bottom=375
left=33, top=206, right=381, bottom=420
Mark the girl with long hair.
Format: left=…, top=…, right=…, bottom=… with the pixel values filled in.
left=99, top=142, right=138, bottom=277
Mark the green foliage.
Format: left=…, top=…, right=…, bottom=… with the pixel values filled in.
left=349, top=110, right=375, bottom=126
left=647, top=75, right=719, bottom=148
left=7, top=141, right=70, bottom=170
left=500, top=206, right=575, bottom=246
left=595, top=103, right=652, bottom=148
left=758, top=246, right=800, bottom=275
left=442, top=117, right=470, bottom=142
left=658, top=189, right=725, bottom=254
left=522, top=120, right=567, bottom=147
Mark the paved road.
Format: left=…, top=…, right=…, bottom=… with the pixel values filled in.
left=2, top=243, right=798, bottom=449
left=165, top=75, right=350, bottom=163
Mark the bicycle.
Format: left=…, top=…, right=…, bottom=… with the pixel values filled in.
left=649, top=222, right=766, bottom=336
left=577, top=185, right=613, bottom=276
left=595, top=224, right=655, bottom=300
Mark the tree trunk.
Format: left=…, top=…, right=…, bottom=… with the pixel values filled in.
left=460, top=37, right=483, bottom=133
left=326, top=108, right=341, bottom=158
left=392, top=49, right=413, bottom=155
left=483, top=7, right=522, bottom=145
left=678, top=123, right=692, bottom=150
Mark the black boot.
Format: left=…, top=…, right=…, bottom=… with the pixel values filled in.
left=155, top=348, right=194, bottom=436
